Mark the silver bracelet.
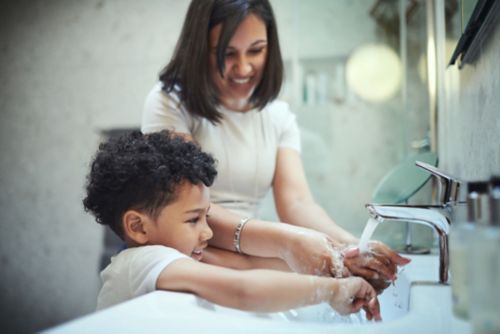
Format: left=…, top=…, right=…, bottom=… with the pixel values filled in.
left=233, top=217, right=251, bottom=253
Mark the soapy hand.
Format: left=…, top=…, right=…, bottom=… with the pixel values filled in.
left=329, top=276, right=381, bottom=321
left=343, top=240, right=410, bottom=293
left=282, top=227, right=349, bottom=277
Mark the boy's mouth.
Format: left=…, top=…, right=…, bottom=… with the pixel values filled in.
left=191, top=248, right=204, bottom=260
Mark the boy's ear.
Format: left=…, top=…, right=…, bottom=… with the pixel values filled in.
left=122, top=210, right=150, bottom=245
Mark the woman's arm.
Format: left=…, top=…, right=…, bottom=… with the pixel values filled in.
left=202, top=246, right=291, bottom=271
left=272, top=148, right=410, bottom=283
left=157, top=258, right=380, bottom=318
left=273, top=147, right=357, bottom=245
left=207, top=203, right=349, bottom=276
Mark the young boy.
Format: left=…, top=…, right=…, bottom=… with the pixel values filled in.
left=83, top=130, right=381, bottom=319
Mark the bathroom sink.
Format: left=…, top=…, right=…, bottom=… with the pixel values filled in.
left=43, top=255, right=472, bottom=334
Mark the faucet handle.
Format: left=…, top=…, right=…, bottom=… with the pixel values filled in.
left=415, top=161, right=462, bottom=204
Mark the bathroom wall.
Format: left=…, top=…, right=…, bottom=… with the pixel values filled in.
left=0, top=1, right=189, bottom=332
left=440, top=23, right=500, bottom=180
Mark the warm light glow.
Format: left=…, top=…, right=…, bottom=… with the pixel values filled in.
left=346, top=44, right=402, bottom=103
left=418, top=39, right=457, bottom=83
left=427, top=36, right=437, bottom=103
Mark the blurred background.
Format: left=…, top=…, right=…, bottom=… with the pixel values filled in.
left=1, top=0, right=498, bottom=332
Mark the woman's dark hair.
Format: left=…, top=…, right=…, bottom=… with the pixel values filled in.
left=160, top=0, right=283, bottom=123
left=83, top=130, right=217, bottom=239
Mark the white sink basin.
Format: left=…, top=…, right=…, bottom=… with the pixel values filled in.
left=43, top=255, right=472, bottom=334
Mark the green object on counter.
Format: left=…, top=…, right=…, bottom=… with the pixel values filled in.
left=372, top=151, right=438, bottom=204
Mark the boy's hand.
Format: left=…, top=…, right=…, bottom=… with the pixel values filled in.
left=344, top=240, right=410, bottom=292
left=328, top=277, right=382, bottom=321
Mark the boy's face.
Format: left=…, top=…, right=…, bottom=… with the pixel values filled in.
left=146, top=182, right=213, bottom=261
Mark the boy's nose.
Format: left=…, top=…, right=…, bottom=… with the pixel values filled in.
left=202, top=223, right=213, bottom=242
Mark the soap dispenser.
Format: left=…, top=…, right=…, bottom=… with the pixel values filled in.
left=466, top=176, right=500, bottom=333
left=489, top=175, right=500, bottom=225
left=449, top=180, right=488, bottom=319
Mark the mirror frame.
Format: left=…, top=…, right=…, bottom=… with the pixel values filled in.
left=449, top=0, right=500, bottom=68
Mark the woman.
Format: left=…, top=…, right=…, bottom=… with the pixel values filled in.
left=142, top=0, right=408, bottom=290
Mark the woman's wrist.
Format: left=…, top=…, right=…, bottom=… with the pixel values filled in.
left=274, top=223, right=306, bottom=261
left=233, top=217, right=251, bottom=253
left=234, top=218, right=296, bottom=259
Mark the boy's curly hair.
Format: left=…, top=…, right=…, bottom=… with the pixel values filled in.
left=83, top=130, right=217, bottom=239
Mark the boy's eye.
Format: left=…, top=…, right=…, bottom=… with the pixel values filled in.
left=225, top=51, right=235, bottom=58
left=186, top=213, right=209, bottom=224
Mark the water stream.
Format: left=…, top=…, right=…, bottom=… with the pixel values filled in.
left=358, top=218, right=380, bottom=253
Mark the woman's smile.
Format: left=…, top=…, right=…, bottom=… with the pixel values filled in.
left=230, top=77, right=251, bottom=85
left=225, top=74, right=256, bottom=97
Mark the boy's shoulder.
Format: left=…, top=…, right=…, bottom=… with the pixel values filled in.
left=97, top=245, right=189, bottom=310
left=118, top=244, right=186, bottom=258
left=105, top=245, right=188, bottom=273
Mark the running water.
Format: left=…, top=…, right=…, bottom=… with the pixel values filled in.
left=358, top=218, right=380, bottom=253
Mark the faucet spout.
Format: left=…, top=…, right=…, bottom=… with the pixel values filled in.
left=415, top=161, right=462, bottom=204
left=365, top=203, right=450, bottom=284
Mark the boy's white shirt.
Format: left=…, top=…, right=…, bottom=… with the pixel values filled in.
left=97, top=245, right=188, bottom=310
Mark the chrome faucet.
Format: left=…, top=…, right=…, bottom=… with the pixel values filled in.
left=365, top=161, right=464, bottom=284
left=366, top=203, right=450, bottom=283
left=415, top=161, right=462, bottom=205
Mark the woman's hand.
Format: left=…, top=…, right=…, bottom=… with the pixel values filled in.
left=280, top=226, right=351, bottom=277
left=328, top=277, right=381, bottom=320
left=343, top=240, right=410, bottom=293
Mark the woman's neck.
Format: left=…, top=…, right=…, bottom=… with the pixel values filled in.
left=220, top=98, right=254, bottom=112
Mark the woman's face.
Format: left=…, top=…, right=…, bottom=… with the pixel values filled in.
left=209, top=13, right=268, bottom=111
